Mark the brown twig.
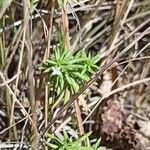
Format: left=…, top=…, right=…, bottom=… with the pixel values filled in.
left=74, top=100, right=84, bottom=135
left=60, top=2, right=85, bottom=136
left=23, top=0, right=39, bottom=149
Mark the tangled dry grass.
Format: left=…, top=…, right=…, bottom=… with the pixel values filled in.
left=0, top=0, right=150, bottom=149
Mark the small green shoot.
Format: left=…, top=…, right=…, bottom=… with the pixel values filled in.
left=42, top=44, right=101, bottom=95
left=47, top=131, right=102, bottom=150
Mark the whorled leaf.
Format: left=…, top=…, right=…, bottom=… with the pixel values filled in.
left=42, top=44, right=101, bottom=104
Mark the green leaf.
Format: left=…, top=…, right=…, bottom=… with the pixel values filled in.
left=60, top=51, right=67, bottom=60
left=72, top=72, right=89, bottom=82
left=69, top=57, right=87, bottom=64
left=87, top=66, right=95, bottom=74
left=86, top=138, right=91, bottom=147
left=81, top=50, right=87, bottom=58
left=0, top=0, right=3, bottom=7
left=91, top=54, right=101, bottom=64
left=83, top=74, right=90, bottom=81
left=30, top=0, right=39, bottom=13
left=88, top=53, right=92, bottom=59
left=52, top=91, right=65, bottom=110
left=93, top=138, right=101, bottom=148
left=60, top=74, right=64, bottom=90
left=81, top=67, right=87, bottom=75
left=55, top=47, right=61, bottom=60
left=64, top=88, right=70, bottom=103
left=61, top=58, right=72, bottom=65
left=64, top=51, right=72, bottom=58
left=54, top=76, right=59, bottom=89
left=44, top=68, right=51, bottom=73
left=65, top=64, right=83, bottom=70
left=47, top=143, right=58, bottom=149
left=47, top=134, right=63, bottom=145
left=58, top=0, right=68, bottom=7
left=75, top=51, right=82, bottom=58
left=78, top=132, right=92, bottom=142
left=63, top=130, right=69, bottom=141
left=1, top=0, right=13, bottom=7
left=69, top=77, right=79, bottom=92
left=46, top=59, right=57, bottom=65
left=72, top=0, right=80, bottom=5
left=65, top=74, right=72, bottom=85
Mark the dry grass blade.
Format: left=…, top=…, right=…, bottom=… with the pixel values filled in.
left=0, top=72, right=36, bottom=128
left=83, top=77, right=150, bottom=123
left=0, top=0, right=150, bottom=149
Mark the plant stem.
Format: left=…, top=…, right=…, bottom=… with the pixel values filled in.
left=74, top=100, right=84, bottom=135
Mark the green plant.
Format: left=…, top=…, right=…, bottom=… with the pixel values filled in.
left=42, top=44, right=100, bottom=94
left=58, top=0, right=68, bottom=7
left=46, top=131, right=101, bottom=150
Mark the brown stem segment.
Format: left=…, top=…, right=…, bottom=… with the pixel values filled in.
left=74, top=100, right=84, bottom=135
left=61, top=6, right=70, bottom=50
